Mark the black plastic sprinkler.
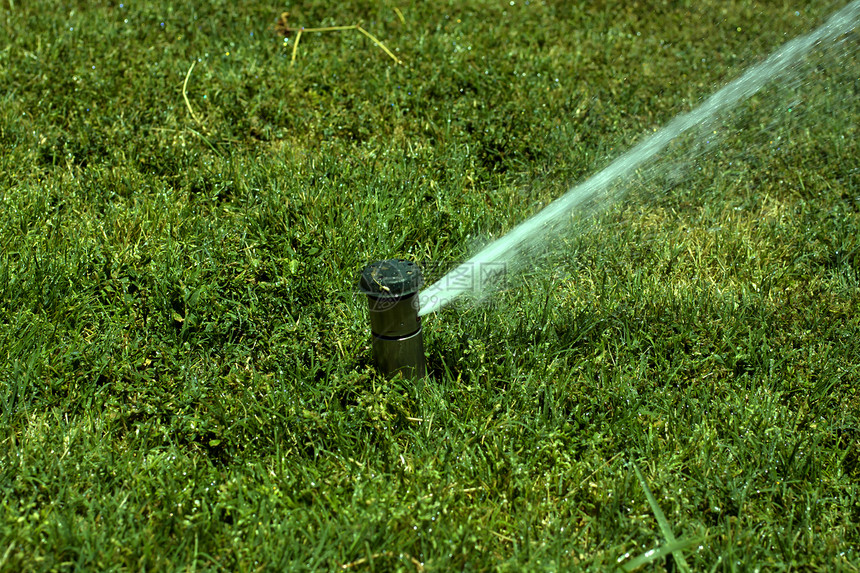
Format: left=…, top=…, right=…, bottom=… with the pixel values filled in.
left=358, top=259, right=425, bottom=378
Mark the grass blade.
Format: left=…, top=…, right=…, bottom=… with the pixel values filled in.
left=618, top=537, right=703, bottom=572
left=631, top=460, right=692, bottom=573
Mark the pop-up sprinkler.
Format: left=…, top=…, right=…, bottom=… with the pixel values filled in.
left=358, top=259, right=425, bottom=378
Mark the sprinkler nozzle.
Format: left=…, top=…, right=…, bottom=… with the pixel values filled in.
left=359, top=259, right=425, bottom=378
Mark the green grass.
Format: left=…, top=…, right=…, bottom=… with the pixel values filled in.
left=1, top=0, right=859, bottom=570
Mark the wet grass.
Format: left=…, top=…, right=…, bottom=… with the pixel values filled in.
left=1, top=0, right=858, bottom=570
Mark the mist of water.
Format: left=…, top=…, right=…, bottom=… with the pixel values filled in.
left=418, top=1, right=859, bottom=316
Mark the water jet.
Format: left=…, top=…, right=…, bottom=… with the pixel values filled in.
left=418, top=0, right=860, bottom=316
left=359, top=259, right=426, bottom=378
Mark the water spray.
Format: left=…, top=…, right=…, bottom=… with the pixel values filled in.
left=418, top=0, right=860, bottom=316
left=359, top=259, right=426, bottom=378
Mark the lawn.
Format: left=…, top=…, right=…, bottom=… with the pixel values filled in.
left=1, top=0, right=858, bottom=571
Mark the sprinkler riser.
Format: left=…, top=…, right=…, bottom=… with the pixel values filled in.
left=366, top=295, right=420, bottom=338
left=359, top=260, right=426, bottom=379
left=370, top=327, right=425, bottom=379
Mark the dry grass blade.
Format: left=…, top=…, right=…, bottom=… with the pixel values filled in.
left=274, top=11, right=402, bottom=65
left=355, top=25, right=402, bottom=64
left=291, top=29, right=302, bottom=64
left=182, top=60, right=204, bottom=128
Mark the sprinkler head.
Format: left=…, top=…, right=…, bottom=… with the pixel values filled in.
left=358, top=259, right=425, bottom=378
